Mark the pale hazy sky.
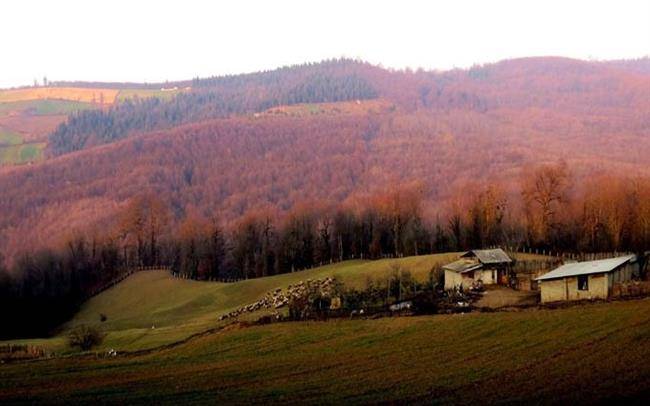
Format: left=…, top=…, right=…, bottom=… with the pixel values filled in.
left=1, top=0, right=649, bottom=88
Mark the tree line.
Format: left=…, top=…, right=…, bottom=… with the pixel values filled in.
left=49, top=59, right=378, bottom=155
left=2, top=163, right=649, bottom=338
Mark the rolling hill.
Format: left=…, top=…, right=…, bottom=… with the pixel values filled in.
left=4, top=250, right=647, bottom=404
left=0, top=86, right=188, bottom=165
left=2, top=57, right=650, bottom=262
left=2, top=296, right=649, bottom=404
left=5, top=254, right=460, bottom=353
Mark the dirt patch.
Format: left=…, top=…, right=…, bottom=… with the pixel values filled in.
left=476, top=286, right=539, bottom=309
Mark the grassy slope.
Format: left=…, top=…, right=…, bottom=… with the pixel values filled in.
left=0, top=88, right=184, bottom=165
left=9, top=254, right=459, bottom=353
left=0, top=87, right=119, bottom=104
left=116, top=88, right=185, bottom=101
left=0, top=128, right=22, bottom=146
left=1, top=299, right=649, bottom=404
left=0, top=99, right=95, bottom=164
left=0, top=143, right=45, bottom=164
left=0, top=99, right=96, bottom=117
left=5, top=253, right=552, bottom=354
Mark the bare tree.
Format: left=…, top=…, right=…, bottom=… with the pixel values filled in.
left=521, top=162, right=571, bottom=245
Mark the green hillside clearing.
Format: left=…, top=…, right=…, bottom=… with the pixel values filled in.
left=0, top=99, right=96, bottom=117
left=8, top=254, right=461, bottom=353
left=3, top=253, right=554, bottom=354
left=0, top=142, right=45, bottom=164
left=116, top=88, right=186, bottom=101
left=0, top=129, right=22, bottom=146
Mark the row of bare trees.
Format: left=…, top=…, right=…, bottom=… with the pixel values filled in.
left=2, top=163, right=650, bottom=338
left=116, top=164, right=650, bottom=280
left=448, top=162, right=650, bottom=252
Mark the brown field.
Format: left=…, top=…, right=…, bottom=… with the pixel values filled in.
left=0, top=87, right=119, bottom=104
left=1, top=298, right=649, bottom=404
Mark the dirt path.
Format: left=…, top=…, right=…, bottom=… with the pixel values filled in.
left=476, top=286, right=539, bottom=308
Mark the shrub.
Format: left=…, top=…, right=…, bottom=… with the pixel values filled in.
left=68, top=325, right=105, bottom=351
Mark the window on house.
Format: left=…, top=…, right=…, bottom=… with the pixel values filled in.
left=578, top=275, right=589, bottom=291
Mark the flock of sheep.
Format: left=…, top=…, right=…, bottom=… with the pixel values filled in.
left=218, top=277, right=339, bottom=321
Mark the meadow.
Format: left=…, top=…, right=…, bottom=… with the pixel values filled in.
left=116, top=88, right=186, bottom=101
left=0, top=99, right=97, bottom=117
left=0, top=87, right=118, bottom=104
left=2, top=252, right=551, bottom=355
left=261, top=98, right=394, bottom=117
left=0, top=129, right=23, bottom=146
left=0, top=86, right=188, bottom=165
left=6, top=254, right=459, bottom=354
left=0, top=142, right=45, bottom=164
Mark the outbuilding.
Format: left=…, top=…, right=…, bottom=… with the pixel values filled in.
left=536, top=255, right=638, bottom=303
left=443, top=248, right=513, bottom=290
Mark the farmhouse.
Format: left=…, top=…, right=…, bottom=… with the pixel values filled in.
left=536, top=255, right=638, bottom=303
left=443, top=249, right=513, bottom=290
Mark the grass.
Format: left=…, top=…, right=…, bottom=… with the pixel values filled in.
left=1, top=299, right=649, bottom=404
left=0, top=142, right=45, bottom=164
left=0, top=129, right=22, bottom=146
left=6, top=254, right=457, bottom=354
left=0, top=253, right=552, bottom=354
left=262, top=98, right=394, bottom=117
left=0, top=87, right=118, bottom=104
left=116, top=88, right=186, bottom=102
left=0, top=99, right=96, bottom=117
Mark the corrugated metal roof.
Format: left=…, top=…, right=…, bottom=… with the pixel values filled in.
left=442, top=259, right=483, bottom=274
left=536, top=255, right=636, bottom=281
left=461, top=248, right=513, bottom=264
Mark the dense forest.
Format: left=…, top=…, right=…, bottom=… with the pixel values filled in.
left=49, top=60, right=379, bottom=155
left=2, top=163, right=650, bottom=338
left=2, top=57, right=650, bottom=337
left=3, top=99, right=648, bottom=263
left=46, top=56, right=650, bottom=158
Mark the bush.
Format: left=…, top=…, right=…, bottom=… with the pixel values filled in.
left=68, top=325, right=105, bottom=351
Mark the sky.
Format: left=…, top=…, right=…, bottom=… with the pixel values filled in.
left=1, top=0, right=649, bottom=88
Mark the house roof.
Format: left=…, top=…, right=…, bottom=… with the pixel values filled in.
left=443, top=259, right=483, bottom=274
left=461, top=248, right=513, bottom=264
left=536, top=255, right=636, bottom=281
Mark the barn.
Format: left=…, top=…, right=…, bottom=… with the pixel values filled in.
left=443, top=248, right=513, bottom=290
left=536, top=255, right=639, bottom=303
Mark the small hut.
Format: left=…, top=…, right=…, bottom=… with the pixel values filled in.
left=536, top=255, right=638, bottom=303
left=443, top=248, right=513, bottom=290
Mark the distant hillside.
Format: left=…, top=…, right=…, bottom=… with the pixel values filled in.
left=48, top=59, right=381, bottom=155
left=605, top=57, right=650, bottom=74
left=0, top=85, right=187, bottom=165
left=2, top=57, right=650, bottom=259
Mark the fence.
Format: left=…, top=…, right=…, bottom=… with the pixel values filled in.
left=0, top=344, right=46, bottom=361
left=82, top=249, right=645, bottom=300
left=82, top=265, right=171, bottom=302
left=170, top=272, right=244, bottom=283
left=497, top=245, right=637, bottom=262
left=611, top=281, right=650, bottom=298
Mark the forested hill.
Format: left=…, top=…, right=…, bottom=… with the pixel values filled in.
left=48, top=59, right=380, bottom=155
left=2, top=56, right=650, bottom=264
left=47, top=57, right=650, bottom=156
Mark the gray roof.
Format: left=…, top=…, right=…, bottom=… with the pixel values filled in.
left=461, top=248, right=513, bottom=264
left=442, top=259, right=483, bottom=274
left=536, top=255, right=636, bottom=281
